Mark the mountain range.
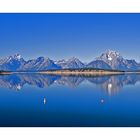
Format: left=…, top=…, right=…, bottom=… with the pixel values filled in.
left=0, top=50, right=140, bottom=71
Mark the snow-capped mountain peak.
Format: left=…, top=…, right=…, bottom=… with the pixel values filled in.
left=56, top=57, right=85, bottom=69
left=97, top=50, right=122, bottom=61
left=95, top=50, right=140, bottom=70
left=18, top=56, right=61, bottom=71
left=0, top=54, right=25, bottom=71
left=68, top=57, right=78, bottom=61
left=107, top=50, right=120, bottom=56
left=14, top=54, right=22, bottom=60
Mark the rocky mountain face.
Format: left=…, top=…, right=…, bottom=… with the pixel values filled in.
left=0, top=50, right=140, bottom=71
left=86, top=60, right=111, bottom=69
left=19, top=57, right=61, bottom=71
left=0, top=54, right=25, bottom=71
left=95, top=50, right=140, bottom=70
left=0, top=55, right=61, bottom=71
left=55, top=57, right=85, bottom=69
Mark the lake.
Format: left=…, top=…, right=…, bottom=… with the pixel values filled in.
left=0, top=73, right=140, bottom=126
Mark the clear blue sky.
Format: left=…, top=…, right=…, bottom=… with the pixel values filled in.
left=0, top=13, right=140, bottom=62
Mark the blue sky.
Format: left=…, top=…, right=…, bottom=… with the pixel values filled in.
left=0, top=13, right=140, bottom=62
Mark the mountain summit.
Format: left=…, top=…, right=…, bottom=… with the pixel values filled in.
left=96, top=50, right=122, bottom=61
left=55, top=57, right=85, bottom=69
left=0, top=54, right=25, bottom=71
left=19, top=57, right=61, bottom=71
left=95, top=50, right=140, bottom=70
left=14, top=54, right=22, bottom=60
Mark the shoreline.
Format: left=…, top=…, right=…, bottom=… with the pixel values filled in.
left=39, top=70, right=125, bottom=76
left=0, top=72, right=12, bottom=75
left=39, top=70, right=140, bottom=76
left=1, top=70, right=140, bottom=76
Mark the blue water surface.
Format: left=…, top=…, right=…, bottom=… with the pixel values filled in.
left=0, top=73, right=140, bottom=126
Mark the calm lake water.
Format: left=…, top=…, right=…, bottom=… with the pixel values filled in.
left=0, top=73, right=140, bottom=126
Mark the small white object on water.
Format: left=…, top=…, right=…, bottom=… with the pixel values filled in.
left=101, top=99, right=104, bottom=103
left=43, top=98, right=47, bottom=104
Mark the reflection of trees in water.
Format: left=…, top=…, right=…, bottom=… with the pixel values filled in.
left=0, top=74, right=140, bottom=94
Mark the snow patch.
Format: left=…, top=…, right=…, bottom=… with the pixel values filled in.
left=16, top=55, right=21, bottom=59
left=16, top=84, right=21, bottom=90
left=108, top=56, right=112, bottom=61
left=14, top=54, right=21, bottom=60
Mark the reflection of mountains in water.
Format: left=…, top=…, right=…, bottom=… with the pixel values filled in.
left=0, top=74, right=61, bottom=90
left=0, top=74, right=140, bottom=94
